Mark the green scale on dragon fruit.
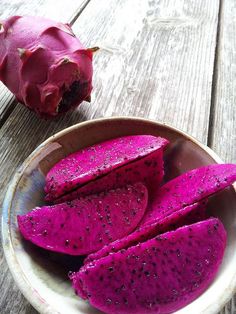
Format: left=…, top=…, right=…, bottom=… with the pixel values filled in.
left=18, top=183, right=148, bottom=255
left=71, top=218, right=226, bottom=314
left=45, top=135, right=169, bottom=202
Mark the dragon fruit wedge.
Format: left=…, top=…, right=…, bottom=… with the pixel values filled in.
left=141, top=163, right=236, bottom=226
left=56, top=148, right=164, bottom=204
left=45, top=135, right=169, bottom=202
left=85, top=201, right=207, bottom=263
left=0, top=15, right=95, bottom=118
left=71, top=218, right=226, bottom=314
left=17, top=183, right=148, bottom=255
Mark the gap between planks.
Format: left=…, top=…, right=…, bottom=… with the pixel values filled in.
left=207, top=0, right=224, bottom=148
left=0, top=0, right=91, bottom=128
left=69, top=0, right=91, bottom=25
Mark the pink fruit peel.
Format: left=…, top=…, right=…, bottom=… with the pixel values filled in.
left=0, top=15, right=94, bottom=118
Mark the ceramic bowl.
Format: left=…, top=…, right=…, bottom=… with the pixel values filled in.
left=2, top=117, right=236, bottom=314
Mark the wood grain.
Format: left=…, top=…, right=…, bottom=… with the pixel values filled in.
left=208, top=0, right=236, bottom=163
left=73, top=0, right=220, bottom=143
left=213, top=0, right=236, bottom=309
left=0, top=0, right=221, bottom=194
left=0, top=0, right=90, bottom=123
left=1, top=0, right=235, bottom=313
left=0, top=1, right=90, bottom=313
left=219, top=296, right=236, bottom=314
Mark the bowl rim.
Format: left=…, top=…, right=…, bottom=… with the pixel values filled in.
left=2, top=116, right=235, bottom=314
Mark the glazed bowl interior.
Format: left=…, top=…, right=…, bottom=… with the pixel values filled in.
left=2, top=117, right=236, bottom=314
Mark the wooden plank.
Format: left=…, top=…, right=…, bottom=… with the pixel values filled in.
left=0, top=1, right=90, bottom=313
left=0, top=0, right=224, bottom=313
left=73, top=0, right=220, bottom=143
left=0, top=0, right=221, bottom=199
left=0, top=0, right=220, bottom=141
left=0, top=0, right=221, bottom=177
left=0, top=0, right=90, bottom=123
left=213, top=1, right=236, bottom=309
left=219, top=296, right=236, bottom=314
left=208, top=0, right=236, bottom=163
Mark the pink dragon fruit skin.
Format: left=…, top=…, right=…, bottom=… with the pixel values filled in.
left=0, top=15, right=93, bottom=118
left=45, top=135, right=169, bottom=202
left=141, top=163, right=236, bottom=226
left=56, top=149, right=164, bottom=203
left=85, top=201, right=207, bottom=263
left=17, top=183, right=148, bottom=255
left=71, top=218, right=226, bottom=314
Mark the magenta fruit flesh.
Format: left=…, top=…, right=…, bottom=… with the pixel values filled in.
left=18, top=183, right=148, bottom=255
left=85, top=201, right=207, bottom=263
left=141, top=163, right=236, bottom=225
left=45, top=135, right=169, bottom=202
left=71, top=218, right=226, bottom=314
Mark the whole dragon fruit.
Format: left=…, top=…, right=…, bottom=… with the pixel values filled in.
left=0, top=15, right=95, bottom=118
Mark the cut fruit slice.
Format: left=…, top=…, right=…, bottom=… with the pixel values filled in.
left=71, top=218, right=226, bottom=314
left=18, top=183, right=148, bottom=255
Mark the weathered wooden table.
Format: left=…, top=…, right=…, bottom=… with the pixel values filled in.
left=0, top=0, right=235, bottom=313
